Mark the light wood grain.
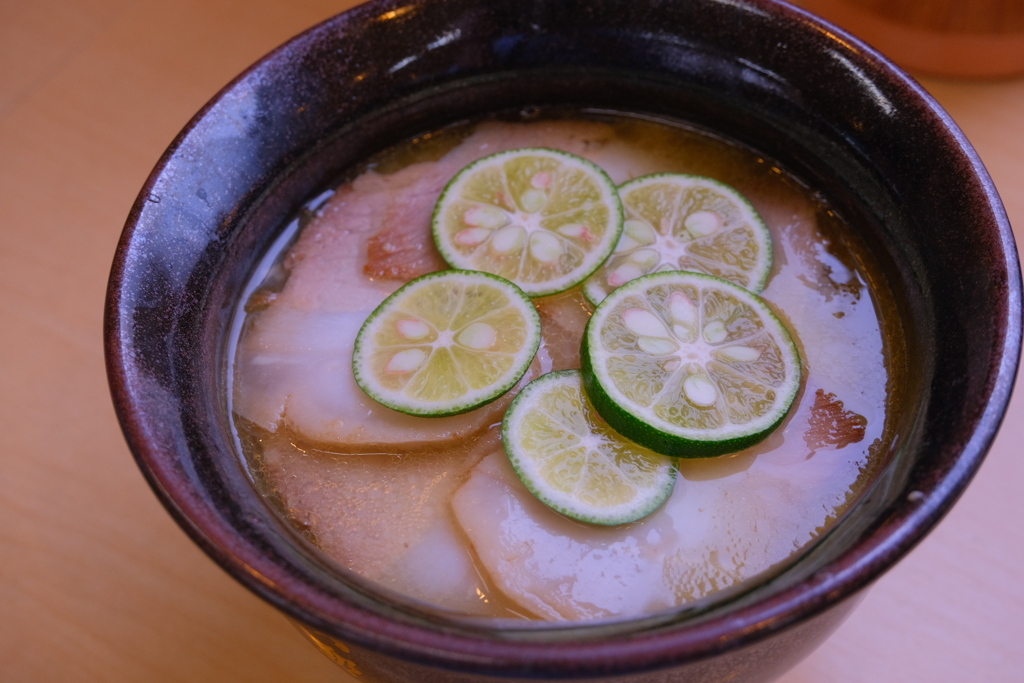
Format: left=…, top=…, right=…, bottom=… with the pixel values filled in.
left=1, top=1, right=1021, bottom=681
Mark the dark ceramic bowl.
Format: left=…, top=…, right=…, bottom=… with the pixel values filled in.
left=105, top=0, right=1022, bottom=681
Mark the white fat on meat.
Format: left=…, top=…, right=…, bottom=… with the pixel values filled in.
left=258, top=429, right=507, bottom=616
left=235, top=303, right=526, bottom=449
left=234, top=119, right=641, bottom=449
left=449, top=186, right=889, bottom=620
left=451, top=451, right=679, bottom=620
left=452, top=418, right=873, bottom=621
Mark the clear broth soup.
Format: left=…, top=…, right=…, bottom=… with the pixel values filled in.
left=227, top=109, right=904, bottom=623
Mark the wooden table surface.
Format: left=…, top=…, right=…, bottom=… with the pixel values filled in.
left=2, top=1, right=1022, bottom=681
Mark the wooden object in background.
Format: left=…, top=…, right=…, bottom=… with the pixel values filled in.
left=794, top=0, right=1024, bottom=77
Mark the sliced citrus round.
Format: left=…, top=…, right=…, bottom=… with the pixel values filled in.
left=502, top=370, right=677, bottom=525
left=432, top=147, right=623, bottom=297
left=583, top=173, right=772, bottom=305
left=352, top=270, right=541, bottom=416
left=582, top=271, right=801, bottom=457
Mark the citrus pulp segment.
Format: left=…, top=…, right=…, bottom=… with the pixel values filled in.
left=432, top=148, right=623, bottom=297
left=582, top=271, right=801, bottom=457
left=583, top=173, right=772, bottom=305
left=502, top=370, right=677, bottom=525
left=352, top=270, right=541, bottom=416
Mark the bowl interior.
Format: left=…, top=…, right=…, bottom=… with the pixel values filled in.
left=106, top=0, right=1021, bottom=674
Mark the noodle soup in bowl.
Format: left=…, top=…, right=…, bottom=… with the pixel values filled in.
left=105, top=0, right=1022, bottom=681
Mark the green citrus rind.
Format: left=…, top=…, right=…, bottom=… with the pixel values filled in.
left=352, top=269, right=541, bottom=417
left=582, top=270, right=801, bottom=457
left=583, top=173, right=772, bottom=306
left=502, top=370, right=677, bottom=525
left=432, top=147, right=624, bottom=298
